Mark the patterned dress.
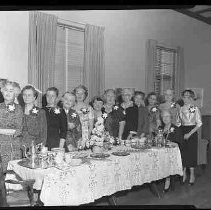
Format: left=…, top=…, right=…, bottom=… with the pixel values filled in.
left=147, top=105, right=161, bottom=136
left=43, top=106, right=67, bottom=150
left=21, top=106, right=47, bottom=150
left=0, top=103, right=23, bottom=170
left=177, top=104, right=202, bottom=167
left=74, top=105, right=94, bottom=147
left=65, top=108, right=82, bottom=150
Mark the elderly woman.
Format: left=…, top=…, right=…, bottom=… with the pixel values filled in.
left=0, top=81, right=23, bottom=170
left=159, top=89, right=180, bottom=125
left=43, top=87, right=67, bottom=150
left=177, top=89, right=202, bottom=185
left=134, top=91, right=149, bottom=138
left=73, top=85, right=94, bottom=149
left=160, top=109, right=183, bottom=192
left=61, top=92, right=82, bottom=151
left=120, top=88, right=138, bottom=140
left=21, top=85, right=47, bottom=157
left=145, top=92, right=161, bottom=136
left=103, top=89, right=125, bottom=140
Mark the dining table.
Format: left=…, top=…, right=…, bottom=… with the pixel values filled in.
left=5, top=143, right=183, bottom=206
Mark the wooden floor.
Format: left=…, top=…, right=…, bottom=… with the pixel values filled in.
left=94, top=162, right=211, bottom=208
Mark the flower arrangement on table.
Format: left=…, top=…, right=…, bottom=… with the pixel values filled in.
left=85, top=113, right=115, bottom=151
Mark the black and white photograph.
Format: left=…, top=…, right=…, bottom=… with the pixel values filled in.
left=0, top=5, right=211, bottom=208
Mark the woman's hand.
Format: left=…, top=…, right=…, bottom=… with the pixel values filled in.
left=68, top=122, right=75, bottom=130
left=184, top=133, right=191, bottom=140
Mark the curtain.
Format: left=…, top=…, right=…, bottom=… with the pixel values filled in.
left=145, top=39, right=158, bottom=94
left=28, top=11, right=58, bottom=105
left=174, top=46, right=185, bottom=99
left=83, top=24, right=105, bottom=101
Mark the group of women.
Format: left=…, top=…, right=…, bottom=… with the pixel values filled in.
left=0, top=79, right=202, bottom=193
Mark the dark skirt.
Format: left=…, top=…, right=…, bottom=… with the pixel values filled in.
left=180, top=125, right=198, bottom=167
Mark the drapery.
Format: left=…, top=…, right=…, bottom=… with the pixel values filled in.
left=83, top=24, right=105, bottom=101
left=28, top=11, right=58, bottom=105
left=145, top=39, right=158, bottom=94
left=145, top=39, right=185, bottom=99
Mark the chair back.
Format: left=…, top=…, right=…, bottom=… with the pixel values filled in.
left=0, top=156, right=8, bottom=207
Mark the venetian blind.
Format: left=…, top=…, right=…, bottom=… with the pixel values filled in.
left=54, top=25, right=84, bottom=97
left=154, top=46, right=177, bottom=95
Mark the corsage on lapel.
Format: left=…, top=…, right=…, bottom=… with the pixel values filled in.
left=150, top=106, right=158, bottom=113
left=189, top=105, right=196, bottom=114
left=7, top=104, right=16, bottom=113
left=113, top=105, right=119, bottom=110
left=54, top=107, right=61, bottom=114
left=30, top=107, right=39, bottom=116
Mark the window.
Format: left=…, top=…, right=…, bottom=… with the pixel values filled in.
left=54, top=23, right=85, bottom=97
left=154, top=45, right=177, bottom=95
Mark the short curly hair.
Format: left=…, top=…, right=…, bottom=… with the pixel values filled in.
left=21, top=85, right=38, bottom=99
left=73, top=85, right=88, bottom=100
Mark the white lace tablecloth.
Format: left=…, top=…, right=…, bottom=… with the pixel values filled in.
left=6, top=145, right=183, bottom=206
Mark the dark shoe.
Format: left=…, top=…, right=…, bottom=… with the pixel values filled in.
left=188, top=182, right=195, bottom=186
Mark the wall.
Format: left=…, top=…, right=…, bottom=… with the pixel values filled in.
left=1, top=10, right=211, bottom=114
left=44, top=10, right=211, bottom=114
left=0, top=11, right=29, bottom=88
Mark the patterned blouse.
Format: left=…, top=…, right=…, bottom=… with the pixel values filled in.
left=65, top=108, right=82, bottom=148
left=22, top=106, right=47, bottom=146
left=176, top=104, right=202, bottom=127
left=0, top=102, right=23, bottom=135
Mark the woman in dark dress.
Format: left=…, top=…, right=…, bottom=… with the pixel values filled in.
left=43, top=87, right=67, bottom=150
left=21, top=85, right=47, bottom=156
left=160, top=109, right=183, bottom=192
left=177, top=89, right=202, bottom=185
left=103, top=89, right=125, bottom=140
left=120, top=88, right=138, bottom=140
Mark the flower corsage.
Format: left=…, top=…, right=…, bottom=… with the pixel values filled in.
left=150, top=106, right=158, bottom=113
left=189, top=105, right=196, bottom=114
left=54, top=107, right=61, bottom=114
left=71, top=112, right=77, bottom=118
left=113, top=105, right=119, bottom=110
left=170, top=102, right=176, bottom=108
left=80, top=107, right=89, bottom=115
left=7, top=104, right=16, bottom=113
left=30, top=107, right=39, bottom=116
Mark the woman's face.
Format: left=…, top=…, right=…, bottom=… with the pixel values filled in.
left=46, top=90, right=57, bottom=106
left=164, top=90, right=173, bottom=102
left=134, top=94, right=144, bottom=107
left=62, top=93, right=75, bottom=109
left=75, top=88, right=86, bottom=102
left=122, top=90, right=132, bottom=103
left=22, top=89, right=36, bottom=105
left=148, top=94, right=157, bottom=106
left=105, top=91, right=115, bottom=106
left=2, top=84, right=15, bottom=102
left=162, top=112, right=172, bottom=125
left=183, top=92, right=193, bottom=105
left=93, top=99, right=103, bottom=112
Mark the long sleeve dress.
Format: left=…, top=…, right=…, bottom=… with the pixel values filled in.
left=121, top=103, right=138, bottom=139
left=0, top=102, right=23, bottom=170
left=43, top=106, right=67, bottom=150
left=65, top=108, right=82, bottom=150
left=103, top=105, right=126, bottom=139
left=21, top=106, right=47, bottom=150
left=176, top=104, right=202, bottom=167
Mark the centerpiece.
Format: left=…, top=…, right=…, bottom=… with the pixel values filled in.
left=86, top=114, right=115, bottom=153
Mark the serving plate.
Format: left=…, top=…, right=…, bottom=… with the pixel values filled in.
left=90, top=153, right=110, bottom=159
left=112, top=151, right=130, bottom=156
left=73, top=153, right=89, bottom=159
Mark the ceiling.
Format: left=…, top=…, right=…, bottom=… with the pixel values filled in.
left=175, top=5, right=211, bottom=25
